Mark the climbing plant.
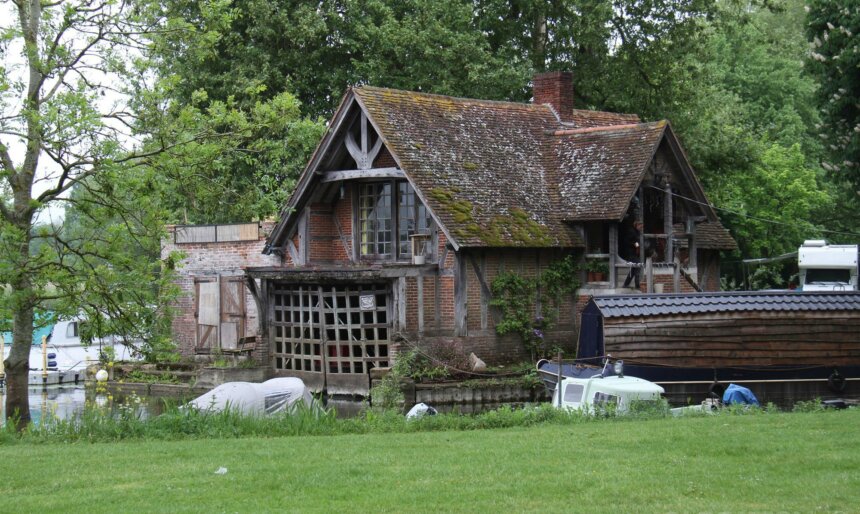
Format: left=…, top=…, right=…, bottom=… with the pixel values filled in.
left=489, top=255, right=581, bottom=359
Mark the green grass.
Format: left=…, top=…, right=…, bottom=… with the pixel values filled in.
left=1, top=409, right=858, bottom=512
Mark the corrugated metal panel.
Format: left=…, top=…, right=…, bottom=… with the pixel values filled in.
left=593, top=291, right=860, bottom=318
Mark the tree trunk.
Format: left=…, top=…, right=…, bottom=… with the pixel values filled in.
left=533, top=11, right=547, bottom=71
left=5, top=304, right=34, bottom=429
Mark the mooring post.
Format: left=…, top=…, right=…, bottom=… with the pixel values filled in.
left=42, top=335, right=48, bottom=385
left=0, top=333, right=5, bottom=384
left=556, top=350, right=563, bottom=408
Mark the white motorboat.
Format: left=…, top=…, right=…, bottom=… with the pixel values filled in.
left=2, top=317, right=141, bottom=386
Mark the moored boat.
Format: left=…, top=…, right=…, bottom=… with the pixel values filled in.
left=576, top=291, right=860, bottom=386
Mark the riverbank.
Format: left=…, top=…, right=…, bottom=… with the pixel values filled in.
left=1, top=409, right=857, bottom=512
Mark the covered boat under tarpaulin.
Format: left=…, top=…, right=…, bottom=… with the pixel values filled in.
left=188, top=378, right=312, bottom=415
left=576, top=291, right=860, bottom=383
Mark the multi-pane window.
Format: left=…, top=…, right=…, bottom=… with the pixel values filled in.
left=398, top=182, right=432, bottom=258
left=359, top=181, right=431, bottom=259
left=359, top=183, right=393, bottom=257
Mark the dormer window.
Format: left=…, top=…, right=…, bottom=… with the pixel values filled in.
left=358, top=180, right=431, bottom=260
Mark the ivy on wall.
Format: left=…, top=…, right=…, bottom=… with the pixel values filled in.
left=489, top=255, right=581, bottom=360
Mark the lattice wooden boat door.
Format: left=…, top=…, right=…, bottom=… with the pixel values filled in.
left=271, top=283, right=391, bottom=395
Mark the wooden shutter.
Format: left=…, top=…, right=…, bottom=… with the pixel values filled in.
left=195, top=279, right=218, bottom=349
left=219, top=278, right=246, bottom=350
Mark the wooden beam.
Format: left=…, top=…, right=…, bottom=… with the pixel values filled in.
left=608, top=224, right=618, bottom=287
left=439, top=244, right=450, bottom=270
left=434, top=272, right=441, bottom=331
left=345, top=111, right=384, bottom=170
left=687, top=215, right=698, bottom=270
left=286, top=239, right=301, bottom=266
left=263, top=279, right=273, bottom=366
left=397, top=278, right=407, bottom=331
left=673, top=257, right=681, bottom=293
left=467, top=253, right=493, bottom=300
left=664, top=183, right=673, bottom=263
left=454, top=252, right=467, bottom=336
left=637, top=187, right=645, bottom=265
left=700, top=251, right=711, bottom=291
left=645, top=256, right=654, bottom=293
left=479, top=253, right=489, bottom=329
left=333, top=214, right=355, bottom=264
left=319, top=167, right=404, bottom=183
left=417, top=276, right=424, bottom=334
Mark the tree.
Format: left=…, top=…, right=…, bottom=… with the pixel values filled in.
left=149, top=0, right=531, bottom=120
left=142, top=90, right=325, bottom=224
left=0, top=0, right=178, bottom=428
left=708, top=143, right=829, bottom=258
left=806, top=0, right=860, bottom=188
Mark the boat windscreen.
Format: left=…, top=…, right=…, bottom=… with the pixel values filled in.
left=806, top=268, right=851, bottom=284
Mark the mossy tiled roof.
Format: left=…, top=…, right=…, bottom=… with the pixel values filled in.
left=553, top=122, right=668, bottom=221
left=356, top=87, right=581, bottom=247
left=272, top=86, right=736, bottom=251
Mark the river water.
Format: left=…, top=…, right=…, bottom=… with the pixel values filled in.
left=0, top=385, right=523, bottom=426
left=0, top=385, right=166, bottom=427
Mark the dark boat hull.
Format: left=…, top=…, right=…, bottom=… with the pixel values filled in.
left=537, top=359, right=859, bottom=386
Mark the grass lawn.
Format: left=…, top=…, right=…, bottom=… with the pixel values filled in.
left=1, top=409, right=858, bottom=512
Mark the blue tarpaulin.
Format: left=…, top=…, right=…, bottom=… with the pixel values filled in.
left=723, top=384, right=760, bottom=406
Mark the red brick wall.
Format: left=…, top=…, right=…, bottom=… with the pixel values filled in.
left=300, top=185, right=355, bottom=266
left=162, top=222, right=279, bottom=359
left=403, top=248, right=578, bottom=365
left=533, top=71, right=574, bottom=121
left=373, top=147, right=397, bottom=168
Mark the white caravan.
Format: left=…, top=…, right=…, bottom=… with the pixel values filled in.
left=798, top=240, right=859, bottom=291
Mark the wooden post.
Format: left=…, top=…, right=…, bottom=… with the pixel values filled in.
left=673, top=256, right=681, bottom=293
left=41, top=335, right=48, bottom=383
left=556, top=350, right=564, bottom=408
left=664, top=183, right=673, bottom=263
left=454, top=252, right=467, bottom=336
left=0, top=333, right=5, bottom=382
left=417, top=276, right=424, bottom=334
left=646, top=257, right=654, bottom=293
left=687, top=216, right=697, bottom=271
left=608, top=224, right=618, bottom=288
left=637, top=187, right=645, bottom=267
left=480, top=252, right=488, bottom=330
left=397, top=277, right=407, bottom=331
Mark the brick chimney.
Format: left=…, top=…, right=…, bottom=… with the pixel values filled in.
left=533, top=71, right=573, bottom=121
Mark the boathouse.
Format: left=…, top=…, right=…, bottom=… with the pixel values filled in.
left=233, top=72, right=736, bottom=394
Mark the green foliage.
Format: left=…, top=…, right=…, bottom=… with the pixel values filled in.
left=709, top=143, right=829, bottom=258
left=147, top=0, right=530, bottom=120
left=2, top=0, right=185, bottom=429
left=747, top=264, right=786, bottom=291
left=584, top=258, right=609, bottom=274
left=806, top=0, right=860, bottom=189
left=368, top=376, right=405, bottom=412
left=140, top=90, right=325, bottom=223
left=490, top=255, right=580, bottom=359
left=792, top=398, right=825, bottom=413
left=122, top=370, right=181, bottom=385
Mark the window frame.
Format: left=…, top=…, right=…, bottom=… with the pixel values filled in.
left=354, top=179, right=432, bottom=262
